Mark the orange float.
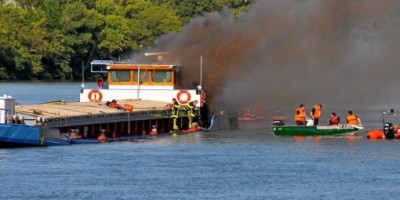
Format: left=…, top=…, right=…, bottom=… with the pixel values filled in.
left=150, top=129, right=158, bottom=136
left=176, top=89, right=191, bottom=104
left=88, top=88, right=103, bottom=103
left=124, top=104, right=133, bottom=112
left=367, top=130, right=384, bottom=140
left=98, top=134, right=107, bottom=142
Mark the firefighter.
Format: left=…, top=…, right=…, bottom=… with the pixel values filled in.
left=186, top=100, right=198, bottom=129
left=170, top=98, right=180, bottom=130
left=171, top=98, right=180, bottom=130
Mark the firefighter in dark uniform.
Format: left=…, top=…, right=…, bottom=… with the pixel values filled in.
left=170, top=98, right=180, bottom=130
left=186, top=100, right=198, bottom=129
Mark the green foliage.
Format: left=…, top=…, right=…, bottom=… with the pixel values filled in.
left=0, top=4, right=46, bottom=79
left=0, top=0, right=253, bottom=80
left=96, top=0, right=182, bottom=55
left=152, top=0, right=253, bottom=23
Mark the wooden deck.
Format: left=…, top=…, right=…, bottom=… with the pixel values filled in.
left=16, top=99, right=169, bottom=118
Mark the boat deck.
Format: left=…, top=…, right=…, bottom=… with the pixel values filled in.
left=16, top=99, right=168, bottom=118
left=15, top=99, right=172, bottom=128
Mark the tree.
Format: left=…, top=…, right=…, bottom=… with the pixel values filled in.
left=151, top=0, right=253, bottom=23
left=37, top=0, right=103, bottom=79
left=0, top=4, right=46, bottom=79
left=0, top=0, right=253, bottom=80
left=95, top=0, right=182, bottom=58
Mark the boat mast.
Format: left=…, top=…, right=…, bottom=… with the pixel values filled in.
left=200, top=55, right=203, bottom=87
left=81, top=60, right=85, bottom=89
left=137, top=65, right=141, bottom=99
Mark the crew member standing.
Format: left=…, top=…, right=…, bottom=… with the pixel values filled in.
left=186, top=100, right=198, bottom=129
left=310, top=104, right=322, bottom=125
left=170, top=98, right=180, bottom=130
left=295, top=104, right=307, bottom=125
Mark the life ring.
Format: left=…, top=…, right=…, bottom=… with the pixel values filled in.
left=88, top=88, right=103, bottom=103
left=176, top=89, right=191, bottom=104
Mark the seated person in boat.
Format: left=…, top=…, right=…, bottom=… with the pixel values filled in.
left=346, top=110, right=361, bottom=125
left=329, top=112, right=340, bottom=125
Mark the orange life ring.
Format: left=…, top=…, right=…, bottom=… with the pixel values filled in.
left=176, top=89, right=191, bottom=104
left=88, top=88, right=103, bottom=103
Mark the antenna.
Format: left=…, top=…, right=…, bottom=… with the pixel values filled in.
left=81, top=60, right=85, bottom=89
left=200, top=55, right=203, bottom=87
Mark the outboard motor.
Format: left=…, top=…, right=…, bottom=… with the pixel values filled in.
left=273, top=120, right=285, bottom=126
left=384, top=123, right=394, bottom=139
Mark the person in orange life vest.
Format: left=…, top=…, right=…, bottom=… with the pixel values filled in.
left=346, top=110, right=361, bottom=125
left=294, top=104, right=307, bottom=125
left=310, top=104, right=322, bottom=125
left=106, top=99, right=119, bottom=109
left=110, top=99, right=119, bottom=108
left=329, top=112, right=340, bottom=125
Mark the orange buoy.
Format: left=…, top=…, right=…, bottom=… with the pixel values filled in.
left=367, top=130, right=384, bottom=140
left=150, top=130, right=158, bottom=136
left=98, top=134, right=107, bottom=142
left=88, top=88, right=103, bottom=103
left=150, top=125, right=158, bottom=136
left=176, top=89, right=191, bottom=104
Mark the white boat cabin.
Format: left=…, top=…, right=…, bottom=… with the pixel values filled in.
left=80, top=60, right=202, bottom=106
left=0, top=95, right=15, bottom=124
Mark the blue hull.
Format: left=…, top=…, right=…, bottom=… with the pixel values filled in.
left=0, top=124, right=200, bottom=147
left=0, top=124, right=42, bottom=147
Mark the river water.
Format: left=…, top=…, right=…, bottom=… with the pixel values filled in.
left=0, top=82, right=399, bottom=200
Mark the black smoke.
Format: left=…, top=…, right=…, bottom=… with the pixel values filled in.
left=133, top=0, right=400, bottom=115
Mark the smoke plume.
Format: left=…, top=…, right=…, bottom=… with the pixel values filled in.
left=133, top=0, right=400, bottom=115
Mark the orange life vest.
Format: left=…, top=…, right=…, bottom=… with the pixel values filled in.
left=313, top=104, right=321, bottom=119
left=294, top=107, right=306, bottom=121
left=110, top=102, right=119, bottom=108
left=347, top=114, right=357, bottom=125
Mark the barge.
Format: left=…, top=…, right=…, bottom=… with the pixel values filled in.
left=1, top=94, right=201, bottom=147
left=0, top=61, right=214, bottom=147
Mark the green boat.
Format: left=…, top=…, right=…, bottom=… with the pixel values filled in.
left=273, top=124, right=362, bottom=136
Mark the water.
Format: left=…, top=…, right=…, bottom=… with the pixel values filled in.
left=1, top=82, right=400, bottom=200
left=0, top=81, right=96, bottom=104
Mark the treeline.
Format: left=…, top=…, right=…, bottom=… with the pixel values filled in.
left=0, top=0, right=253, bottom=80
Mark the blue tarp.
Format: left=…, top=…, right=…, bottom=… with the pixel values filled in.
left=0, top=124, right=41, bottom=145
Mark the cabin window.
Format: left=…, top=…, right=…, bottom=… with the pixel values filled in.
left=152, top=70, right=172, bottom=83
left=110, top=70, right=130, bottom=82
left=133, top=70, right=149, bottom=83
